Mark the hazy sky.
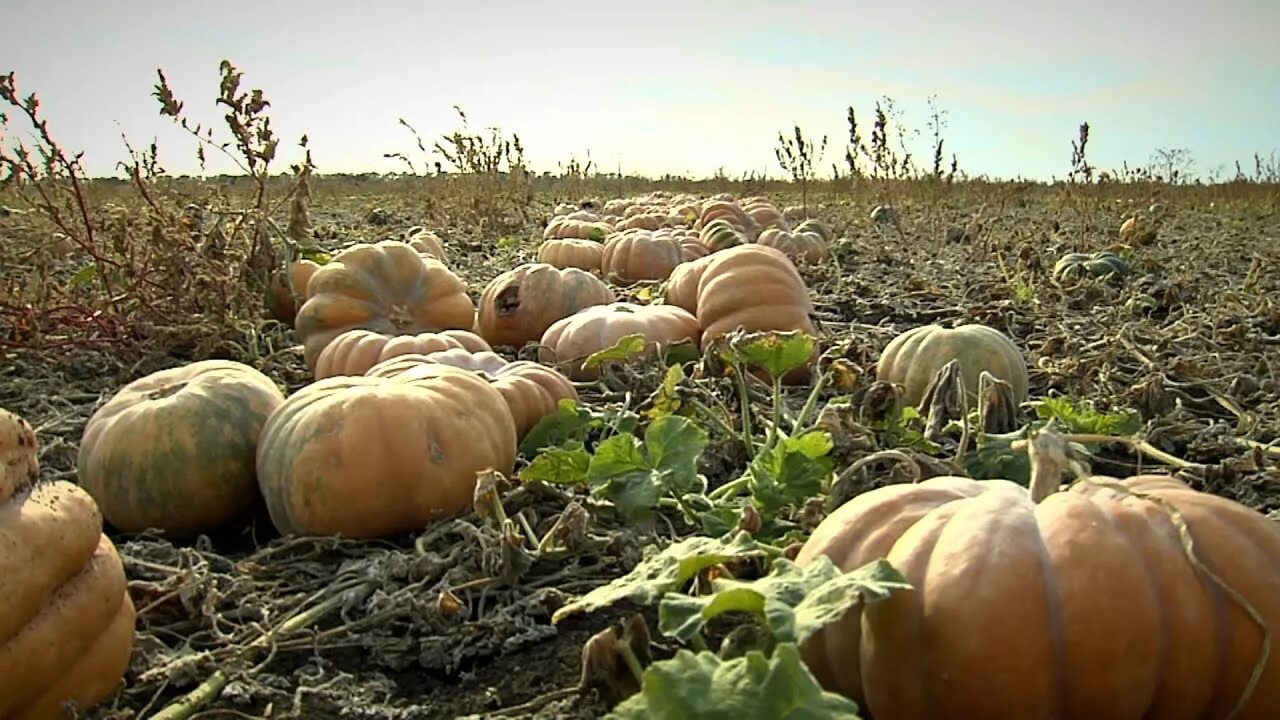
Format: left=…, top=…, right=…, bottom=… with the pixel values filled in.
left=3, top=0, right=1277, bottom=181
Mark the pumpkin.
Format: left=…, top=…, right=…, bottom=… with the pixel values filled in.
left=1052, top=251, right=1130, bottom=284
left=405, top=226, right=448, bottom=263
left=698, top=218, right=748, bottom=252
left=256, top=365, right=517, bottom=538
left=679, top=238, right=710, bottom=262
left=697, top=200, right=752, bottom=232
left=756, top=228, right=829, bottom=264
left=367, top=349, right=576, bottom=440
left=295, top=240, right=476, bottom=371
left=537, top=238, right=606, bottom=272
left=1119, top=215, right=1158, bottom=245
left=601, top=229, right=684, bottom=284
left=264, top=258, right=321, bottom=327
left=77, top=360, right=285, bottom=537
left=477, top=263, right=616, bottom=348
left=794, top=218, right=834, bottom=243
left=743, top=200, right=785, bottom=230
left=782, top=205, right=815, bottom=221
left=871, top=205, right=899, bottom=224
left=1, top=409, right=136, bottom=720
left=313, top=328, right=492, bottom=379
left=665, top=244, right=815, bottom=351
left=797, top=430, right=1280, bottom=720
left=615, top=212, right=668, bottom=231
left=538, top=302, right=702, bottom=380
left=543, top=217, right=613, bottom=240
left=875, top=324, right=1028, bottom=407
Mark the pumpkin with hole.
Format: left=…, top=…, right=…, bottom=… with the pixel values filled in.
left=264, top=258, right=321, bottom=327
left=295, top=240, right=476, bottom=371
left=796, top=430, right=1280, bottom=720
left=601, top=229, right=684, bottom=285
left=77, top=360, right=285, bottom=538
left=313, top=328, right=492, bottom=379
left=256, top=365, right=517, bottom=538
left=539, top=302, right=702, bottom=380
left=367, top=349, right=576, bottom=440
left=2, top=409, right=136, bottom=720
left=476, top=263, right=616, bottom=348
left=537, top=238, right=605, bottom=272
left=875, top=324, right=1028, bottom=407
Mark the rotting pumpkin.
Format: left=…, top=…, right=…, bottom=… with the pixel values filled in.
left=255, top=364, right=517, bottom=539
left=476, top=263, right=616, bottom=348
left=2, top=408, right=136, bottom=720
left=797, top=425, right=1280, bottom=720
left=78, top=360, right=286, bottom=538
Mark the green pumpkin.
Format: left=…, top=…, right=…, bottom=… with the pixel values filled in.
left=698, top=218, right=746, bottom=252
left=1052, top=251, right=1130, bottom=284
left=876, top=324, right=1029, bottom=407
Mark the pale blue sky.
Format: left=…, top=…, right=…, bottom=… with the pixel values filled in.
left=3, top=0, right=1277, bottom=180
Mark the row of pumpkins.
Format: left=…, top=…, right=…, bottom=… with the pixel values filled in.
left=5, top=190, right=1279, bottom=718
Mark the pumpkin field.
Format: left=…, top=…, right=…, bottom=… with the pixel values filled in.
left=3, top=65, right=1280, bottom=720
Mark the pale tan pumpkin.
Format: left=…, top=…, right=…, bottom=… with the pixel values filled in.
left=538, top=302, right=702, bottom=380
left=477, top=263, right=616, bottom=347
left=797, top=438, right=1280, bottom=720
left=295, top=240, right=476, bottom=371
left=601, top=229, right=684, bottom=285
left=875, top=324, right=1029, bottom=406
left=256, top=365, right=518, bottom=538
left=313, top=328, right=493, bottom=379
left=756, top=228, right=829, bottom=264
left=1, top=409, right=135, bottom=720
left=405, top=226, right=448, bottom=263
left=77, top=360, right=286, bottom=537
left=537, top=238, right=606, bottom=272
left=368, top=349, right=577, bottom=440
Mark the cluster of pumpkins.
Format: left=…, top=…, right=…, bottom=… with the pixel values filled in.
left=6, top=191, right=1280, bottom=718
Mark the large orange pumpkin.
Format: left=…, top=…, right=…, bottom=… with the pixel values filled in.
left=313, top=328, right=492, bottom=379
left=256, top=365, right=517, bottom=538
left=537, top=238, right=605, bottom=272
left=295, top=240, right=476, bottom=371
left=368, top=349, right=577, bottom=440
left=601, top=229, right=684, bottom=285
left=2, top=409, right=136, bottom=720
left=77, top=360, right=286, bottom=537
left=476, top=263, right=616, bottom=348
left=539, top=302, right=702, bottom=381
left=797, top=434, right=1280, bottom=720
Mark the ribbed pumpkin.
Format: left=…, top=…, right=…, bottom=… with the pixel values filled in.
left=295, top=240, right=476, bottom=371
left=476, top=263, right=616, bottom=348
left=2, top=409, right=136, bottom=720
left=256, top=365, right=517, bottom=538
left=875, top=324, right=1028, bottom=407
left=368, top=349, right=576, bottom=440
left=797, top=431, right=1280, bottom=720
left=539, top=302, right=702, bottom=380
left=313, top=328, right=492, bottom=379
left=698, top=218, right=747, bottom=252
left=78, top=360, right=286, bottom=537
left=756, top=228, right=829, bottom=264
left=664, top=244, right=815, bottom=350
left=794, top=218, right=833, bottom=243
left=537, top=238, right=605, bottom=272
left=601, top=229, right=684, bottom=285
left=1052, top=251, right=1130, bottom=284
left=405, top=226, right=448, bottom=263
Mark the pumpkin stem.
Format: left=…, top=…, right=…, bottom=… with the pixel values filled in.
left=1025, top=420, right=1081, bottom=503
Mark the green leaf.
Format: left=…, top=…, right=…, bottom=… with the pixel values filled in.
left=720, top=330, right=816, bottom=380
left=585, top=333, right=648, bottom=369
left=965, top=428, right=1032, bottom=483
left=296, top=246, right=331, bottom=264
left=68, top=264, right=97, bottom=289
left=746, top=430, right=834, bottom=514
left=607, top=643, right=863, bottom=719
left=1034, top=396, right=1140, bottom=436
left=520, top=442, right=591, bottom=485
left=656, top=556, right=909, bottom=646
left=497, top=235, right=518, bottom=249
left=552, top=531, right=764, bottom=624
left=647, top=363, right=685, bottom=420
left=519, top=398, right=600, bottom=455
left=587, top=416, right=709, bottom=521
left=588, top=225, right=607, bottom=241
